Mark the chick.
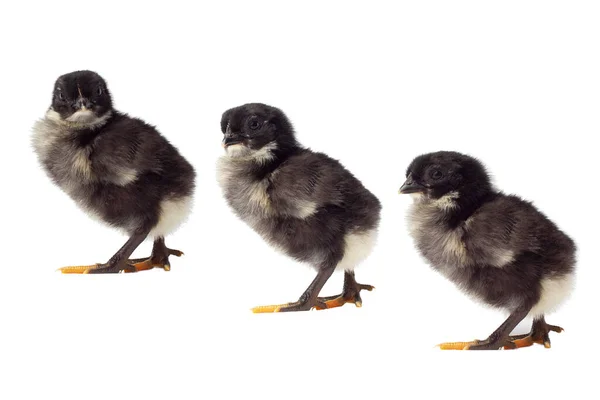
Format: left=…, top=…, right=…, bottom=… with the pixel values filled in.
left=218, top=103, right=381, bottom=312
left=399, top=151, right=576, bottom=350
left=32, top=70, right=195, bottom=273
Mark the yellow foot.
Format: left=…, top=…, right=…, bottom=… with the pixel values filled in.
left=251, top=304, right=287, bottom=313
left=57, top=263, right=133, bottom=274
left=58, top=261, right=158, bottom=274
left=58, top=264, right=100, bottom=274
left=437, top=340, right=480, bottom=350
left=58, top=253, right=180, bottom=274
left=251, top=300, right=317, bottom=313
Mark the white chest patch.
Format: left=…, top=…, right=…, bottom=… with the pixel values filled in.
left=217, top=156, right=273, bottom=218
left=407, top=199, right=469, bottom=269
left=32, top=109, right=113, bottom=187
left=32, top=115, right=66, bottom=162
left=225, top=143, right=249, bottom=158
left=223, top=142, right=277, bottom=163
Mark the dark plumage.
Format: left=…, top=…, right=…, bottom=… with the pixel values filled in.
left=217, top=103, right=381, bottom=312
left=32, top=70, right=195, bottom=273
left=400, top=151, right=576, bottom=350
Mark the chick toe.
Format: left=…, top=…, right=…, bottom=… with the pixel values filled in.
left=128, top=259, right=156, bottom=272
left=251, top=304, right=286, bottom=313
left=314, top=272, right=374, bottom=310
left=314, top=290, right=367, bottom=310
left=252, top=299, right=322, bottom=313
left=505, top=336, right=537, bottom=349
left=437, top=341, right=479, bottom=350
left=59, top=263, right=135, bottom=274
left=58, top=264, right=100, bottom=274
left=504, top=321, right=563, bottom=350
left=126, top=257, right=172, bottom=272
left=125, top=243, right=184, bottom=272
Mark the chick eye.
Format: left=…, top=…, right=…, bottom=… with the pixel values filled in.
left=57, top=91, right=65, bottom=101
left=430, top=170, right=443, bottom=180
left=97, top=87, right=103, bottom=96
left=248, top=118, right=261, bottom=130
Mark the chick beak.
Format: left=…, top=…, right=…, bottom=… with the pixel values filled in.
left=399, top=174, right=426, bottom=194
left=75, top=98, right=91, bottom=111
left=76, top=85, right=88, bottom=111
left=221, top=136, right=241, bottom=148
left=222, top=126, right=243, bottom=148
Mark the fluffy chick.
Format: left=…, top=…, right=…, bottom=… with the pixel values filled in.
left=400, top=151, right=576, bottom=350
left=32, top=70, right=195, bottom=273
left=218, top=103, right=381, bottom=312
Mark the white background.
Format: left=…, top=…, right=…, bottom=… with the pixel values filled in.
left=1, top=0, right=598, bottom=398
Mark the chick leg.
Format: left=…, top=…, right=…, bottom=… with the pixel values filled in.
left=59, top=232, right=148, bottom=274
left=505, top=316, right=564, bottom=349
left=126, top=237, right=184, bottom=272
left=438, top=305, right=531, bottom=350
left=314, top=271, right=374, bottom=310
left=251, top=265, right=335, bottom=313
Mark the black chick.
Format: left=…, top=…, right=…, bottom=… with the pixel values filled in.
left=32, top=70, right=195, bottom=273
left=399, top=151, right=576, bottom=350
left=218, top=103, right=381, bottom=312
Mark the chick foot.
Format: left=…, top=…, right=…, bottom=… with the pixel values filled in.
left=252, top=266, right=336, bottom=313
left=437, top=340, right=479, bottom=350
left=438, top=319, right=564, bottom=350
left=59, top=239, right=183, bottom=274
left=251, top=298, right=327, bottom=313
left=314, top=284, right=374, bottom=310
left=504, top=318, right=563, bottom=350
left=59, top=262, right=136, bottom=274
left=438, top=338, right=516, bottom=350
left=314, top=271, right=374, bottom=310
left=127, top=247, right=183, bottom=272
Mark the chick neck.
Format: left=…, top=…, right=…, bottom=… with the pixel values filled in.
left=438, top=181, right=497, bottom=228
left=251, top=139, right=302, bottom=180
